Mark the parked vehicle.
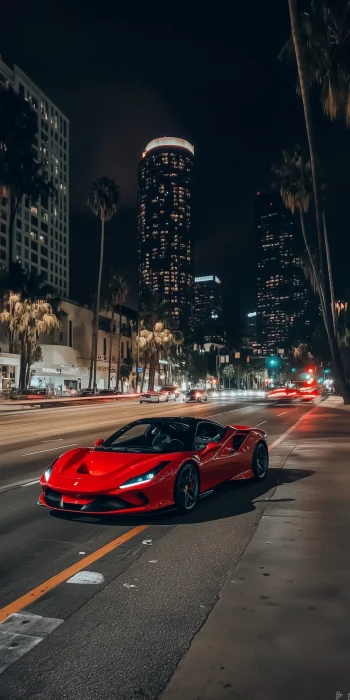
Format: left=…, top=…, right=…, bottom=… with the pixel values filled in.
left=39, top=417, right=269, bottom=515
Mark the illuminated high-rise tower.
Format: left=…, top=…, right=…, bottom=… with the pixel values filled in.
left=0, top=59, right=69, bottom=296
left=256, top=192, right=311, bottom=355
left=138, top=137, right=194, bottom=331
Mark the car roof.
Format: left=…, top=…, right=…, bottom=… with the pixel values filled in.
left=130, top=417, right=224, bottom=428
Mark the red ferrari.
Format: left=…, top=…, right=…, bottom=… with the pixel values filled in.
left=38, top=417, right=269, bottom=515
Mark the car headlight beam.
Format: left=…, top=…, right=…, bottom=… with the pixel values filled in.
left=119, top=462, right=170, bottom=489
left=43, top=459, right=57, bottom=483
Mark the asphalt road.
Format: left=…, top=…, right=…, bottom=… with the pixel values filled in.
left=0, top=397, right=314, bottom=700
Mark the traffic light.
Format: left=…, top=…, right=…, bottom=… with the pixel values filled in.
left=268, top=357, right=277, bottom=366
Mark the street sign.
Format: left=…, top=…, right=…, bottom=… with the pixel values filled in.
left=137, top=367, right=143, bottom=372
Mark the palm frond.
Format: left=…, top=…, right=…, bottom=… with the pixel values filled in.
left=87, top=177, right=120, bottom=221
left=272, top=145, right=312, bottom=214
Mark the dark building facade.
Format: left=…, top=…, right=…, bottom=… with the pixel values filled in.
left=256, top=193, right=312, bottom=356
left=194, top=275, right=225, bottom=344
left=138, top=137, right=195, bottom=331
left=241, top=311, right=258, bottom=353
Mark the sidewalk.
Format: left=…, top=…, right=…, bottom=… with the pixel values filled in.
left=161, top=398, right=350, bottom=700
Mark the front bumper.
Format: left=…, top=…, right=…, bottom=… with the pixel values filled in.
left=38, top=490, right=157, bottom=515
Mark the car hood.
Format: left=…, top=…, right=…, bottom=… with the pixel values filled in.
left=47, top=448, right=173, bottom=492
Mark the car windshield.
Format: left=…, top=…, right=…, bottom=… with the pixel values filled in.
left=100, top=420, right=195, bottom=453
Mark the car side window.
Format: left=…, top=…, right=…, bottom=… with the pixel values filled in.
left=194, top=422, right=225, bottom=450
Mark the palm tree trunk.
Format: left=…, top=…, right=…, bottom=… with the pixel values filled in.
left=92, top=213, right=105, bottom=391
left=25, top=344, right=31, bottom=389
left=116, top=304, right=122, bottom=391
left=148, top=355, right=156, bottom=391
left=299, top=210, right=326, bottom=313
left=323, top=211, right=338, bottom=339
left=108, top=306, right=115, bottom=389
left=140, top=355, right=147, bottom=392
left=88, top=304, right=96, bottom=390
left=19, top=334, right=26, bottom=391
left=288, top=0, right=350, bottom=404
left=288, top=0, right=326, bottom=289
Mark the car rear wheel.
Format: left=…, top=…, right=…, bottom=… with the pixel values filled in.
left=174, top=463, right=199, bottom=513
left=252, top=441, right=269, bottom=481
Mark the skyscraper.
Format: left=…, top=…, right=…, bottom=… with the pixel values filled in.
left=138, top=137, right=194, bottom=331
left=256, top=192, right=311, bottom=356
left=0, top=59, right=69, bottom=296
left=194, top=275, right=225, bottom=345
left=241, top=312, right=258, bottom=352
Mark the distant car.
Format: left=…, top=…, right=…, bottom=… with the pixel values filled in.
left=267, top=387, right=299, bottom=402
left=9, top=388, right=47, bottom=400
left=186, top=389, right=208, bottom=403
left=159, top=385, right=180, bottom=401
left=140, top=390, right=169, bottom=403
left=79, top=389, right=95, bottom=397
left=268, top=384, right=319, bottom=403
left=98, top=389, right=121, bottom=396
left=297, top=384, right=319, bottom=402
left=38, top=416, right=269, bottom=515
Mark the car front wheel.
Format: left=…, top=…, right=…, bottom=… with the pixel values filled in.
left=174, top=463, right=199, bottom=513
left=252, top=441, right=269, bottom=481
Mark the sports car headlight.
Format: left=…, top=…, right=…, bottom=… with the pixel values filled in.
left=119, top=462, right=170, bottom=489
left=43, top=459, right=57, bottom=482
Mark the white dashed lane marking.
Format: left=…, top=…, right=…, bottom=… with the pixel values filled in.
left=22, top=443, right=77, bottom=456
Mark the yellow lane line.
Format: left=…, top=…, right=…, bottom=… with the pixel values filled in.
left=0, top=525, right=148, bottom=622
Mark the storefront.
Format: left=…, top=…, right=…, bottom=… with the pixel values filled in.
left=0, top=353, right=20, bottom=392
left=30, top=364, right=89, bottom=394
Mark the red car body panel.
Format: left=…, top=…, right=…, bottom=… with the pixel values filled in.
left=39, top=422, right=266, bottom=515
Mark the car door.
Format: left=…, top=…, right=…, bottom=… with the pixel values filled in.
left=219, top=431, right=250, bottom=479
left=194, top=422, right=228, bottom=490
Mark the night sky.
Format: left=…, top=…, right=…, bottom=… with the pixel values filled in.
left=2, top=0, right=350, bottom=341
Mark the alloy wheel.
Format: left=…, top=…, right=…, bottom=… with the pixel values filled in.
left=255, top=443, right=268, bottom=478
left=177, top=464, right=199, bottom=512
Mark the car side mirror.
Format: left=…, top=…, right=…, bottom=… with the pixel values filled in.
left=94, top=438, right=104, bottom=447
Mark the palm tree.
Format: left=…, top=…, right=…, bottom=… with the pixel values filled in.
left=281, top=2, right=350, bottom=124
left=272, top=147, right=326, bottom=311
left=0, top=297, right=60, bottom=389
left=137, top=322, right=180, bottom=391
left=292, top=342, right=313, bottom=364
left=104, top=270, right=119, bottom=390
left=115, top=275, right=130, bottom=391
left=0, top=265, right=55, bottom=352
left=283, top=0, right=350, bottom=402
left=87, top=177, right=120, bottom=390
